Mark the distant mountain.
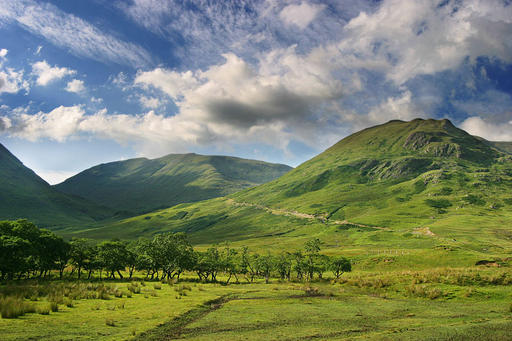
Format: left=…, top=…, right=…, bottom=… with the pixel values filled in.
left=55, top=153, right=292, bottom=215
left=0, top=143, right=113, bottom=228
left=75, top=119, right=512, bottom=266
left=488, top=141, right=512, bottom=154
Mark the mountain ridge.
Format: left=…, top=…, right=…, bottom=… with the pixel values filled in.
left=54, top=152, right=292, bottom=215
left=0, top=143, right=114, bottom=228
left=71, top=118, right=512, bottom=266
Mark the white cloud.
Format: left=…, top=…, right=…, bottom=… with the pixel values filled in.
left=135, top=68, right=198, bottom=99
left=0, top=48, right=7, bottom=58
left=5, top=105, right=85, bottom=142
left=0, top=68, right=29, bottom=94
left=367, top=90, right=425, bottom=124
left=65, top=79, right=85, bottom=93
left=279, top=2, right=326, bottom=29
left=35, top=45, right=42, bottom=55
left=90, top=96, right=103, bottom=103
left=339, top=0, right=512, bottom=85
left=32, top=60, right=75, bottom=86
left=0, top=0, right=151, bottom=67
left=460, top=116, right=512, bottom=141
left=139, top=96, right=162, bottom=109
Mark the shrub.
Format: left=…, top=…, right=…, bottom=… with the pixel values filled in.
left=153, top=283, right=162, bottom=290
left=106, top=318, right=116, bottom=327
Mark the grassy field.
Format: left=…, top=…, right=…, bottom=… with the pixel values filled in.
left=1, top=267, right=512, bottom=340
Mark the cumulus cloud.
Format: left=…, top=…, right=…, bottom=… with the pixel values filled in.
left=460, top=116, right=512, bottom=141
left=0, top=48, right=28, bottom=94
left=65, top=79, right=85, bottom=93
left=367, top=90, right=425, bottom=124
left=139, top=96, right=162, bottom=109
left=32, top=60, right=75, bottom=86
left=134, top=68, right=198, bottom=99
left=134, top=51, right=343, bottom=150
left=0, top=69, right=29, bottom=94
left=0, top=0, right=151, bottom=67
left=279, top=2, right=326, bottom=29
left=339, top=0, right=512, bottom=85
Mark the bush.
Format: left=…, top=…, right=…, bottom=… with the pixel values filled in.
left=106, top=318, right=116, bottom=327
left=153, top=283, right=162, bottom=290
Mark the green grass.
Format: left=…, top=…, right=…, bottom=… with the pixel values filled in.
left=2, top=269, right=511, bottom=340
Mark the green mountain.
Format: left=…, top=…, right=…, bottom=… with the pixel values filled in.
left=489, top=141, right=512, bottom=154
left=0, top=143, right=113, bottom=228
left=72, top=119, right=512, bottom=269
left=55, top=153, right=292, bottom=215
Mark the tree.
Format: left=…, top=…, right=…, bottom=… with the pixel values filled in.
left=304, top=239, right=323, bottom=280
left=275, top=252, right=292, bottom=280
left=222, top=244, right=240, bottom=284
left=257, top=254, right=274, bottom=284
left=69, top=238, right=94, bottom=279
left=98, top=241, right=128, bottom=279
left=329, top=256, right=351, bottom=279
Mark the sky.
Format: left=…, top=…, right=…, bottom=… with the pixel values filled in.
left=0, top=0, right=511, bottom=184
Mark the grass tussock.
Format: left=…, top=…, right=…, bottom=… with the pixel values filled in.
left=0, top=297, right=36, bottom=318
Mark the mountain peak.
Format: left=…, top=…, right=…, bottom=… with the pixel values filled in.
left=325, top=118, right=496, bottom=164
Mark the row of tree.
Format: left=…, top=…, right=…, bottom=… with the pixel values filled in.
left=0, top=220, right=351, bottom=282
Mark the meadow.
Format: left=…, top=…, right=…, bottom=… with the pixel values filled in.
left=1, top=266, right=512, bottom=340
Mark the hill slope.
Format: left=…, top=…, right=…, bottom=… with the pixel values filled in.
left=55, top=153, right=292, bottom=214
left=0, top=143, right=113, bottom=228
left=71, top=119, right=512, bottom=269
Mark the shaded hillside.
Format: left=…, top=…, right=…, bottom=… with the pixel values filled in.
left=0, top=144, right=113, bottom=228
left=71, top=119, right=512, bottom=269
left=55, top=153, right=292, bottom=214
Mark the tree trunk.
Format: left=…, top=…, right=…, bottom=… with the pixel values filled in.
left=117, top=270, right=124, bottom=279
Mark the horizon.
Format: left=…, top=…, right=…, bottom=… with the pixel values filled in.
left=1, top=0, right=512, bottom=184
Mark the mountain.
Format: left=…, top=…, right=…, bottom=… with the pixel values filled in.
left=55, top=153, right=292, bottom=215
left=489, top=141, right=512, bottom=154
left=71, top=119, right=512, bottom=269
left=0, top=143, right=113, bottom=228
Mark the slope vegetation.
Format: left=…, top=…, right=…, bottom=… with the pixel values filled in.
left=72, top=119, right=512, bottom=269
left=0, top=144, right=113, bottom=228
left=55, top=153, right=291, bottom=214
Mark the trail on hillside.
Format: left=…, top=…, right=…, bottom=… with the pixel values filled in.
left=227, top=199, right=390, bottom=231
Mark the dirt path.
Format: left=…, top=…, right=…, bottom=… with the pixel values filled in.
left=227, top=199, right=390, bottom=231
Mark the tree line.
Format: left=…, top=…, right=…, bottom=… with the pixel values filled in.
left=0, top=220, right=351, bottom=282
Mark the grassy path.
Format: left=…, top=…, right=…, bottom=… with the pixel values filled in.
left=228, top=199, right=391, bottom=230
left=132, top=295, right=235, bottom=340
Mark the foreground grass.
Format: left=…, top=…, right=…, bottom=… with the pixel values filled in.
left=2, top=268, right=511, bottom=340
left=0, top=280, right=233, bottom=340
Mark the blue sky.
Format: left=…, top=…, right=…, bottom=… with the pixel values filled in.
left=0, top=0, right=511, bottom=184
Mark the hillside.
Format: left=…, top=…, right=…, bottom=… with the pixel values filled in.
left=0, top=143, right=113, bottom=228
left=70, top=119, right=512, bottom=268
left=55, top=153, right=292, bottom=214
left=490, top=141, right=512, bottom=154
